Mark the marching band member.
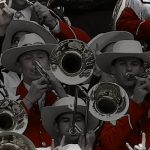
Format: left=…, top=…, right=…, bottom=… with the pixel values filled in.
left=0, top=20, right=58, bottom=98
left=94, top=39, right=150, bottom=150
left=113, top=0, right=150, bottom=51
left=40, top=96, right=101, bottom=150
left=0, top=0, right=90, bottom=45
left=1, top=32, right=67, bottom=148
left=88, top=30, right=134, bottom=90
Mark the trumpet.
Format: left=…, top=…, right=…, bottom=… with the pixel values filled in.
left=88, top=82, right=129, bottom=121
left=50, top=39, right=95, bottom=85
left=33, top=60, right=68, bottom=98
left=33, top=60, right=53, bottom=90
left=125, top=71, right=150, bottom=79
left=33, top=60, right=50, bottom=80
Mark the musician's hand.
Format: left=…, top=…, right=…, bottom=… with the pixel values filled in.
left=46, top=70, right=67, bottom=98
left=0, top=3, right=14, bottom=35
left=51, top=136, right=65, bottom=150
left=25, top=77, right=49, bottom=104
left=126, top=132, right=146, bottom=150
left=33, top=2, right=58, bottom=29
left=78, top=131, right=95, bottom=150
left=133, top=77, right=150, bottom=104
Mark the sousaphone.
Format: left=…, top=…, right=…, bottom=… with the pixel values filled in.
left=0, top=83, right=28, bottom=134
left=88, top=82, right=129, bottom=121
left=50, top=39, right=95, bottom=85
left=0, top=131, right=35, bottom=150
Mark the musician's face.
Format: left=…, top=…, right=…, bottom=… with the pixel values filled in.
left=12, top=0, right=28, bottom=10
left=17, top=50, right=50, bottom=85
left=11, top=32, right=27, bottom=48
left=55, top=112, right=85, bottom=145
left=111, top=57, right=144, bottom=88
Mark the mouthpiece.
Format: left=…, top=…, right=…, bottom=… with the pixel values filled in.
left=125, top=72, right=136, bottom=79
left=69, top=124, right=82, bottom=135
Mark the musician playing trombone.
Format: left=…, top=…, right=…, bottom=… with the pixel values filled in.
left=1, top=32, right=67, bottom=148
left=94, top=39, right=150, bottom=150
left=38, top=96, right=101, bottom=150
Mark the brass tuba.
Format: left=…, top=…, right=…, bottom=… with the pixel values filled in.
left=0, top=131, right=35, bottom=150
left=50, top=39, right=95, bottom=85
left=0, top=84, right=28, bottom=134
left=88, top=82, right=129, bottom=121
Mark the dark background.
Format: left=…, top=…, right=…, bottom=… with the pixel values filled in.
left=63, top=0, right=118, bottom=38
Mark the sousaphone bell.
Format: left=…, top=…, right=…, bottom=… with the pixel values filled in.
left=88, top=82, right=129, bottom=121
left=0, top=83, right=28, bottom=134
left=0, top=131, right=35, bottom=150
left=50, top=39, right=95, bottom=85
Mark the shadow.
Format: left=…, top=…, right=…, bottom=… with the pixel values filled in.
left=64, top=0, right=117, bottom=38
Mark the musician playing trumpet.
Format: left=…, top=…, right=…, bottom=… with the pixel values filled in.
left=0, top=0, right=90, bottom=43
left=94, top=39, right=150, bottom=150
left=1, top=32, right=67, bottom=148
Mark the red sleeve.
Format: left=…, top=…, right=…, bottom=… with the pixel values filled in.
left=54, top=21, right=91, bottom=43
left=116, top=7, right=150, bottom=41
left=98, top=101, right=147, bottom=150
left=147, top=135, right=150, bottom=149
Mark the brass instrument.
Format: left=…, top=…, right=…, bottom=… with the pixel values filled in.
left=0, top=83, right=28, bottom=134
left=0, top=131, right=35, bottom=150
left=0, top=98, right=28, bottom=133
left=50, top=39, right=95, bottom=85
left=88, top=82, right=129, bottom=121
left=125, top=71, right=150, bottom=79
left=33, top=60, right=51, bottom=82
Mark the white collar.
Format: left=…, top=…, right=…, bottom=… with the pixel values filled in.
left=13, top=6, right=32, bottom=21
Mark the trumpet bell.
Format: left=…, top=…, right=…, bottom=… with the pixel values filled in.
left=0, top=98, right=28, bottom=133
left=88, top=82, right=129, bottom=121
left=0, top=131, right=35, bottom=150
left=50, top=39, right=95, bottom=85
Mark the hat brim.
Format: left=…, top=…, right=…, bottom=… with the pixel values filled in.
left=41, top=105, right=100, bottom=139
left=1, top=44, right=57, bottom=72
left=88, top=31, right=134, bottom=52
left=2, top=20, right=58, bottom=52
left=96, top=52, right=148, bottom=74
